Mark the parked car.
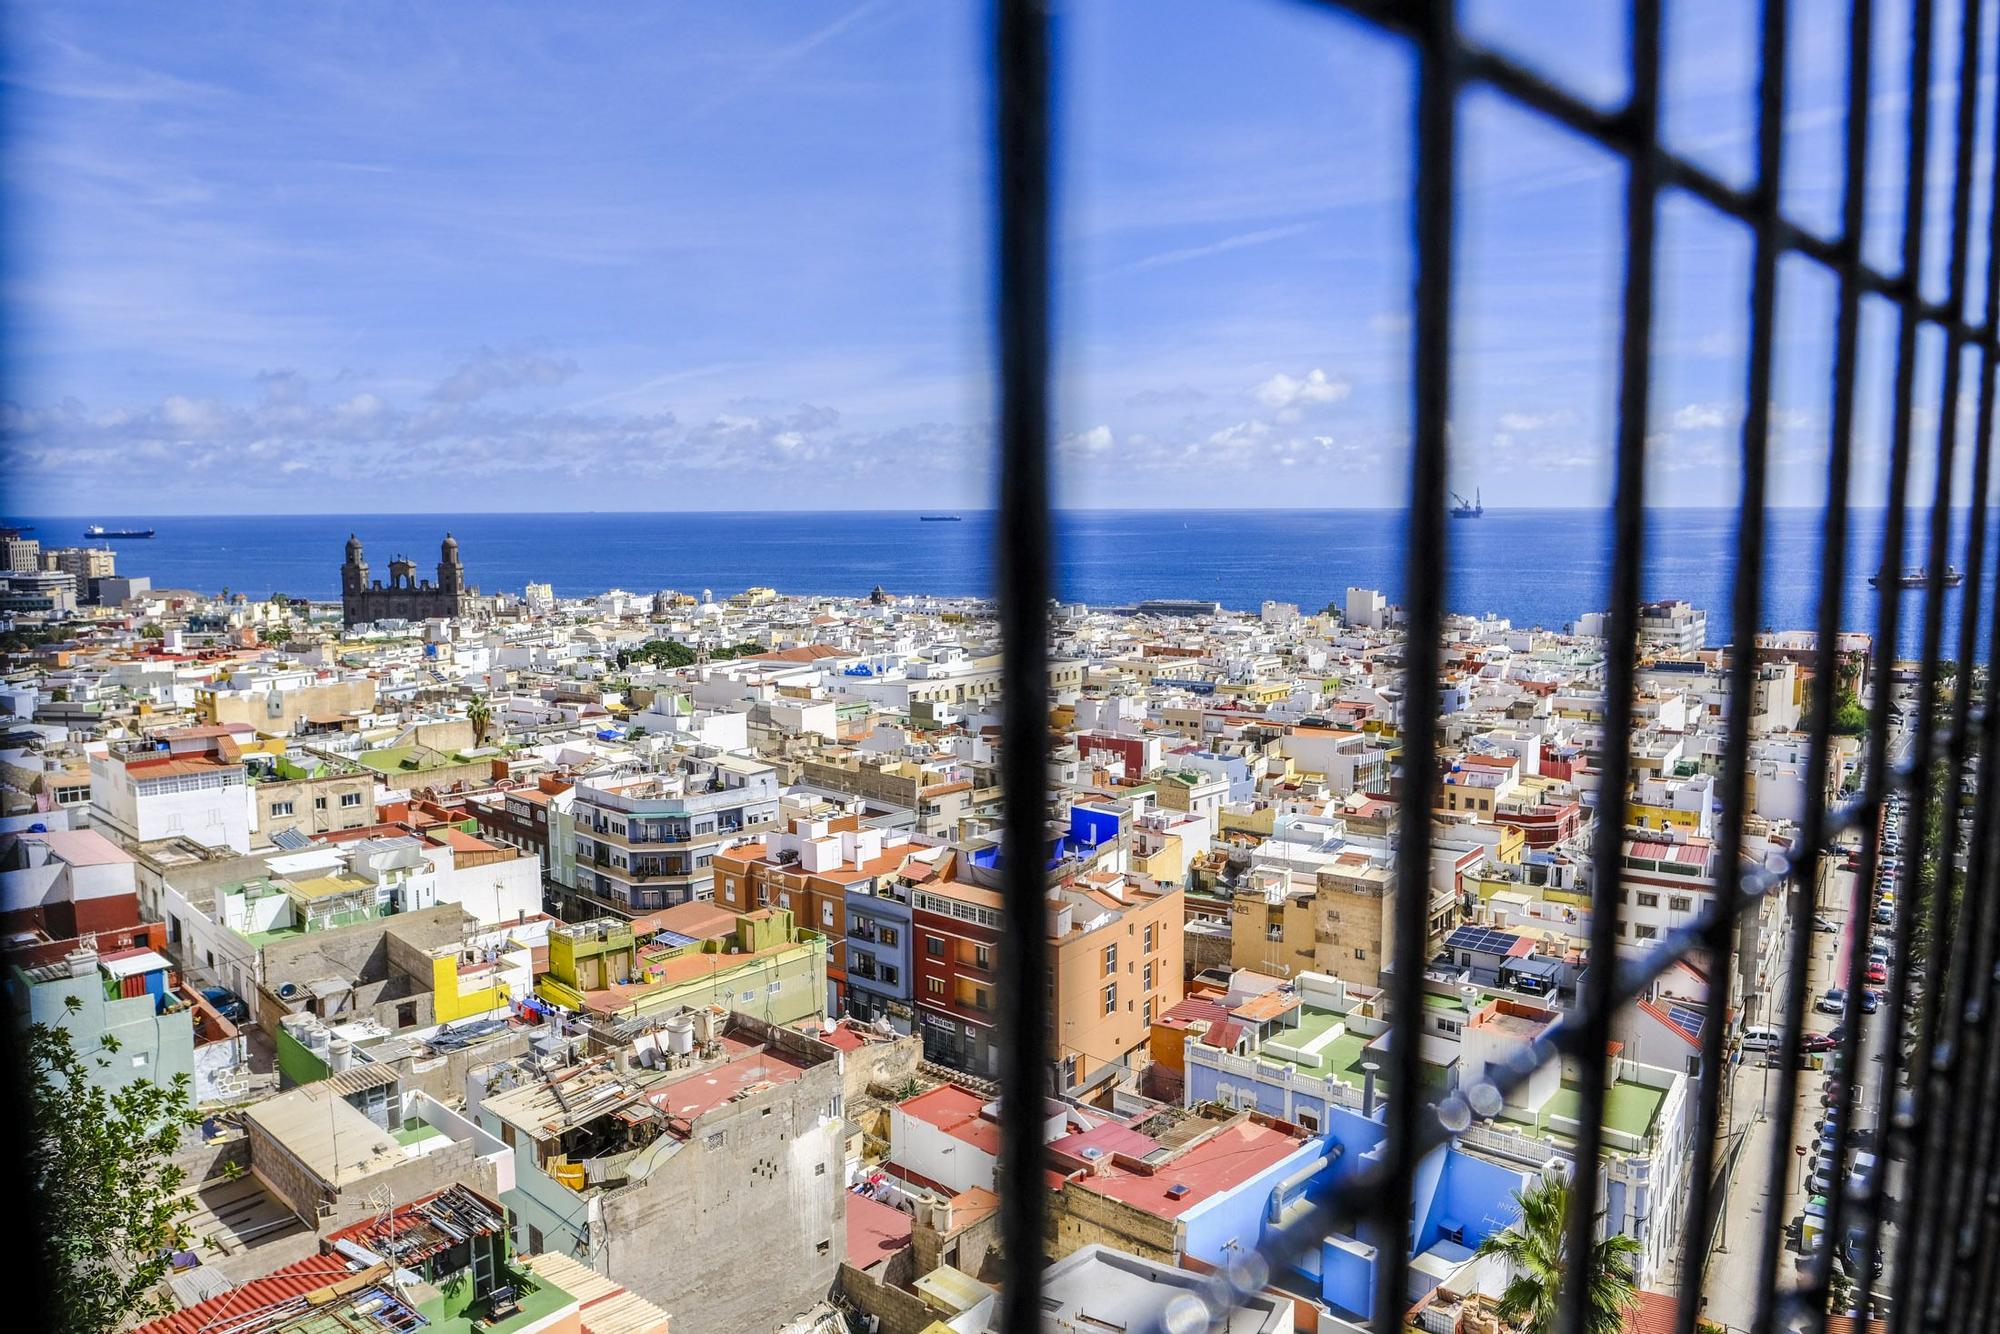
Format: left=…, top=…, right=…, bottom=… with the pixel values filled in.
left=201, top=985, right=249, bottom=1022
left=1867, top=961, right=1889, bottom=984
left=1815, top=915, right=1840, bottom=935
left=1802, top=1032, right=1838, bottom=1053
left=1817, top=988, right=1846, bottom=1015
left=1873, top=907, right=1895, bottom=927
left=1860, top=988, right=1880, bottom=1013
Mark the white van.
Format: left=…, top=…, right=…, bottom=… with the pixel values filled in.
left=1740, top=1025, right=1784, bottom=1053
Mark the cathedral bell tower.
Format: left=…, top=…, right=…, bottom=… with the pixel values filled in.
left=342, top=534, right=368, bottom=596
left=438, top=533, right=465, bottom=596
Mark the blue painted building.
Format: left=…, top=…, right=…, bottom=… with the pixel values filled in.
left=844, top=880, right=915, bottom=1031
left=1188, top=1107, right=1524, bottom=1322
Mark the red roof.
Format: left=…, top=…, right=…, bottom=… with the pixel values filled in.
left=646, top=1041, right=811, bottom=1125
left=1072, top=1120, right=1311, bottom=1218
left=134, top=1255, right=360, bottom=1334
left=846, top=1193, right=915, bottom=1270
left=895, top=1084, right=1001, bottom=1156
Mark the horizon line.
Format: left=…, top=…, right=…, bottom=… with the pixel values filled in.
left=4, top=503, right=1968, bottom=520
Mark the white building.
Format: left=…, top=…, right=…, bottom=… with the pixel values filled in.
left=89, top=735, right=252, bottom=855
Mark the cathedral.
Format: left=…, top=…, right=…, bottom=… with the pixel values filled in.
left=341, top=533, right=479, bottom=627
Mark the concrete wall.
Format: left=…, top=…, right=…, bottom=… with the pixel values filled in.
left=1049, top=1175, right=1179, bottom=1263
left=835, top=1261, right=940, bottom=1334
left=596, top=1058, right=847, bottom=1334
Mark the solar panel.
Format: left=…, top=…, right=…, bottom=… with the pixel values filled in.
left=1666, top=1003, right=1706, bottom=1037
left=1447, top=924, right=1522, bottom=957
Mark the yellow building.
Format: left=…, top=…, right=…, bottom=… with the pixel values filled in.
left=536, top=908, right=830, bottom=1026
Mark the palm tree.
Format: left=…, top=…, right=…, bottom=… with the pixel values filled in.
left=1475, top=1176, right=1641, bottom=1334
left=466, top=696, right=492, bottom=747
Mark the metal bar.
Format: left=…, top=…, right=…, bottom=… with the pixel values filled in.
left=1557, top=7, right=1660, bottom=1334
left=1372, top=3, right=1457, bottom=1328
left=1305, top=1, right=1996, bottom=349
left=1132, top=4, right=2000, bottom=1331
left=1794, top=5, right=1880, bottom=1326
left=1368, top=5, right=1464, bottom=1328
left=1848, top=1, right=1938, bottom=1325
left=1672, top=0, right=1785, bottom=1327
left=1944, top=458, right=2000, bottom=1330
left=1137, top=725, right=1961, bottom=1334
left=1955, top=529, right=2000, bottom=1331
left=1922, top=359, right=2000, bottom=1331
left=991, top=0, right=1053, bottom=1329
left=1895, top=0, right=1993, bottom=1318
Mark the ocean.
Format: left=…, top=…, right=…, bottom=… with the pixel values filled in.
left=15, top=509, right=1994, bottom=658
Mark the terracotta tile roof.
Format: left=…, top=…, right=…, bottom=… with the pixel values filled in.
left=133, top=1255, right=361, bottom=1334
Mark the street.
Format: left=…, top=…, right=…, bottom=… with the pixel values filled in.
left=1700, top=706, right=1911, bottom=1330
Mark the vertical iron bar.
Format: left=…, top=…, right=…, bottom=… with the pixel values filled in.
left=1924, top=360, right=2000, bottom=1332
left=1795, top=3, right=1881, bottom=1328
left=1924, top=26, right=2000, bottom=1312
left=992, top=1, right=1053, bottom=1330
left=1672, top=0, right=1785, bottom=1328
left=1898, top=0, right=1993, bottom=1317
left=1559, top=7, right=1661, bottom=1334
left=1952, top=515, right=2000, bottom=1332
left=1374, top=2, right=1457, bottom=1329
left=1848, top=1, right=1938, bottom=1325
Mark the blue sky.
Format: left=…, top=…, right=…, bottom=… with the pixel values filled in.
left=2, top=0, right=1995, bottom=514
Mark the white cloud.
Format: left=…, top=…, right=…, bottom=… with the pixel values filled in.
left=1062, top=424, right=1114, bottom=455
left=1497, top=408, right=1577, bottom=432
left=1255, top=368, right=1350, bottom=412
left=3, top=369, right=975, bottom=510
left=429, top=346, right=581, bottom=404
left=1671, top=403, right=1732, bottom=431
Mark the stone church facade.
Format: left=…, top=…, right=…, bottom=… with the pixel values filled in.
left=341, top=533, right=479, bottom=627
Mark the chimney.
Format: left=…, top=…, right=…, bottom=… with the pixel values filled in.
left=64, top=947, right=99, bottom=979
left=1361, top=1060, right=1380, bottom=1119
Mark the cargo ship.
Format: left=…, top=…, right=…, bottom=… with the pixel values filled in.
left=84, top=524, right=156, bottom=539
left=919, top=515, right=962, bottom=522
left=1869, top=564, right=1963, bottom=588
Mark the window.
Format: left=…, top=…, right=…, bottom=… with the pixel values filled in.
left=1103, top=943, right=1117, bottom=975
left=1669, top=895, right=1693, bottom=912
left=1354, top=948, right=1366, bottom=961
left=341, top=791, right=363, bottom=808
left=927, top=977, right=945, bottom=996
left=270, top=800, right=294, bottom=817
left=1143, top=961, right=1154, bottom=990
left=1297, top=1108, right=1320, bottom=1134
left=975, top=987, right=990, bottom=1011
left=974, top=944, right=991, bottom=970
left=314, top=796, right=327, bottom=810
left=1142, top=997, right=1153, bottom=1026
left=879, top=925, right=899, bottom=947
left=1102, top=983, right=1116, bottom=1015
left=927, top=937, right=945, bottom=958
left=1636, top=924, right=1659, bottom=941
left=1144, top=923, right=1155, bottom=952
left=1636, top=892, right=1660, bottom=908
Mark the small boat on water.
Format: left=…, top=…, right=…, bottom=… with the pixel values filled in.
left=918, top=515, right=962, bottom=522
left=84, top=524, right=156, bottom=539
left=1869, top=564, right=1963, bottom=588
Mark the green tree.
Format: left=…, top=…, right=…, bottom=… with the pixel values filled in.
left=28, top=1009, right=201, bottom=1334
left=466, top=695, right=492, bottom=747
left=1475, top=1176, right=1641, bottom=1334
left=1830, top=687, right=1870, bottom=737
left=138, top=623, right=164, bottom=640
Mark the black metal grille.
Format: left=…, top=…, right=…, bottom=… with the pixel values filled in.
left=987, top=2, right=2000, bottom=1333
